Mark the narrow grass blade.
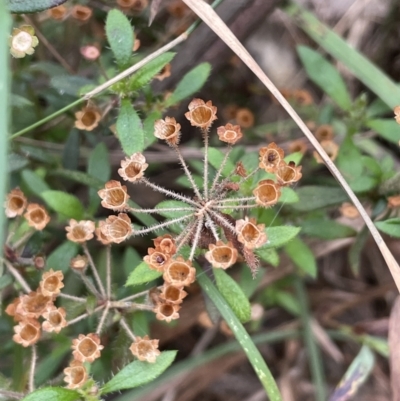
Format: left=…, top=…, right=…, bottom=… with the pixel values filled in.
left=196, top=265, right=283, bottom=401
left=181, top=0, right=400, bottom=293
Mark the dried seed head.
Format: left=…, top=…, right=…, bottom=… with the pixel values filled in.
left=42, top=305, right=67, bottom=333
left=293, top=89, right=313, bottom=106
left=66, top=219, right=95, bottom=243
left=133, top=38, right=141, bottom=51
left=235, top=108, right=254, bottom=128
left=205, top=241, right=238, bottom=269
left=388, top=195, right=400, bottom=209
left=235, top=217, right=267, bottom=249
left=5, top=297, right=22, bottom=322
left=339, top=202, right=360, bottom=219
left=9, top=25, right=39, bottom=58
left=129, top=335, right=160, bottom=363
left=276, top=161, right=302, bottom=186
left=70, top=255, right=89, bottom=271
left=394, top=106, right=400, bottom=125
left=153, top=234, right=176, bottom=255
left=74, top=106, right=101, bottom=131
left=289, top=139, right=307, bottom=155
left=144, top=248, right=171, bottom=272
left=154, top=63, right=171, bottom=81
left=185, top=99, right=217, bottom=130
left=234, top=161, right=247, bottom=178
left=16, top=290, right=53, bottom=319
left=13, top=318, right=41, bottom=347
left=118, top=153, right=148, bottom=182
left=100, top=213, right=133, bottom=244
left=159, top=283, right=187, bottom=304
left=80, top=45, right=101, bottom=61
left=95, top=222, right=113, bottom=245
left=253, top=179, right=281, bottom=207
left=47, top=5, right=68, bottom=20
left=98, top=180, right=130, bottom=211
left=163, top=256, right=196, bottom=287
left=217, top=123, right=243, bottom=144
left=118, top=0, right=148, bottom=12
left=259, top=143, right=284, bottom=173
left=315, top=125, right=334, bottom=142
left=313, top=140, right=339, bottom=164
left=154, top=117, right=181, bottom=146
left=64, top=360, right=88, bottom=389
left=167, top=0, right=190, bottom=17
left=4, top=188, right=27, bottom=218
left=24, top=203, right=50, bottom=230
left=39, top=269, right=64, bottom=297
left=153, top=301, right=181, bottom=322
left=72, top=333, right=104, bottom=363
left=71, top=5, right=93, bottom=21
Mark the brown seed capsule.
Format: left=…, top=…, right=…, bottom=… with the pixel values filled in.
left=39, top=269, right=64, bottom=297
left=313, top=140, right=339, bottom=164
left=66, top=220, right=95, bottom=243
left=74, top=106, right=101, bottom=131
left=152, top=234, right=176, bottom=255
left=71, top=5, right=93, bottom=21
left=253, top=179, right=281, bottom=207
left=129, top=335, right=160, bottom=363
left=153, top=301, right=181, bottom=322
left=235, top=217, right=267, bottom=249
left=47, top=5, right=68, bottom=20
left=118, top=153, right=148, bottom=182
left=72, top=333, right=104, bottom=363
left=64, top=360, right=88, bottom=389
left=275, top=161, right=302, bottom=186
left=163, top=256, right=196, bottom=287
left=235, top=108, right=254, bottom=128
left=42, top=305, right=67, bottom=333
left=259, top=143, right=284, bottom=173
left=100, top=213, right=133, bottom=244
left=315, top=125, right=334, bottom=142
left=13, top=318, right=41, bottom=347
left=154, top=117, right=181, bottom=146
left=217, top=123, right=243, bottom=144
left=185, top=99, right=217, bottom=130
left=24, top=203, right=50, bottom=230
left=144, top=248, right=171, bottom=272
left=16, top=290, right=53, bottom=319
left=159, top=283, right=187, bottom=304
left=4, top=188, right=27, bottom=218
left=98, top=180, right=130, bottom=211
left=205, top=241, right=238, bottom=269
left=70, top=255, right=89, bottom=271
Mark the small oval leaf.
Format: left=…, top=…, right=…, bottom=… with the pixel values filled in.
left=101, top=350, right=177, bottom=394
left=375, top=218, right=400, bottom=238
left=41, top=190, right=84, bottom=220
left=263, top=226, right=301, bottom=249
left=213, top=268, right=251, bottom=323
left=126, top=261, right=162, bottom=286
left=21, top=387, right=80, bottom=401
left=284, top=237, right=317, bottom=278
left=7, top=0, right=68, bottom=13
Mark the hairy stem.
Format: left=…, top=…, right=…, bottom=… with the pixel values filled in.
left=28, top=345, right=37, bottom=393
left=210, top=145, right=233, bottom=195
left=96, top=302, right=110, bottom=335
left=189, top=217, right=204, bottom=260
left=82, top=243, right=106, bottom=298
left=119, top=317, right=136, bottom=341
left=3, top=259, right=31, bottom=293
left=67, top=305, right=105, bottom=326
left=106, top=245, right=111, bottom=299
left=134, top=214, right=193, bottom=236
left=202, top=128, right=210, bottom=200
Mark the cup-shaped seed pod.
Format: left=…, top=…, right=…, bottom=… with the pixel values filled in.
left=152, top=234, right=176, bottom=255
left=63, top=360, right=88, bottom=389
left=16, top=291, right=53, bottom=319
left=253, top=179, right=281, bottom=207
left=144, top=248, right=171, bottom=272
left=185, top=99, right=217, bottom=130
left=159, top=283, right=187, bottom=304
left=95, top=222, right=113, bottom=245
left=235, top=217, right=267, bottom=249
left=129, top=335, right=160, bottom=363
left=154, top=117, right=181, bottom=146
left=315, top=124, right=334, bottom=142
left=205, top=241, right=238, bottom=269
left=80, top=45, right=100, bottom=61
left=70, top=255, right=89, bottom=271
left=118, top=153, right=148, bottom=182
left=235, top=108, right=254, bottom=128
left=4, top=188, right=27, bottom=218
left=163, top=256, right=196, bottom=287
left=24, top=203, right=51, bottom=230
left=5, top=297, right=22, bottom=321
left=217, top=123, right=243, bottom=144
left=395, top=106, right=400, bottom=124
left=154, top=63, right=171, bottom=81
left=13, top=318, right=41, bottom=347
left=71, top=5, right=93, bottom=21
left=66, top=219, right=95, bottom=243
left=153, top=301, right=181, bottom=323
left=74, top=106, right=101, bottom=131
left=39, top=269, right=64, bottom=297
left=98, top=180, right=130, bottom=211
left=100, top=213, right=133, bottom=244
left=313, top=140, right=339, bottom=164
left=42, top=305, right=68, bottom=333
left=9, top=25, right=39, bottom=58
left=72, top=333, right=104, bottom=363
left=275, top=161, right=302, bottom=186
left=388, top=195, right=400, bottom=209
left=259, top=143, right=285, bottom=173
left=47, top=5, right=68, bottom=20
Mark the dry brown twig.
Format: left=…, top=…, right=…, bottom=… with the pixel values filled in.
left=181, top=0, right=400, bottom=293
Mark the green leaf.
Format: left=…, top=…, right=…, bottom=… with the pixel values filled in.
left=329, top=345, right=375, bottom=401
left=256, top=248, right=279, bottom=267
left=375, top=218, right=400, bottom=238
left=285, top=237, right=317, bottom=278
left=207, top=147, right=235, bottom=178
left=366, top=119, right=400, bottom=144
left=105, top=9, right=133, bottom=67
left=7, top=0, right=68, bottom=13
left=47, top=241, right=79, bottom=273
left=213, top=268, right=251, bottom=323
left=301, top=218, right=357, bottom=240
left=125, top=261, right=162, bottom=286
left=116, top=99, right=144, bottom=155
left=21, top=169, right=50, bottom=197
left=278, top=187, right=299, bottom=204
left=297, top=45, right=351, bottom=110
left=143, top=110, right=161, bottom=148
left=41, top=190, right=84, bottom=220
left=88, top=143, right=110, bottom=213
left=129, top=53, right=175, bottom=91
left=263, top=226, right=301, bottom=249
left=155, top=200, right=193, bottom=218
left=165, top=63, right=211, bottom=107
left=285, top=3, right=400, bottom=109
left=51, top=75, right=93, bottom=97
left=11, top=93, right=33, bottom=108
left=62, top=129, right=79, bottom=170
left=51, top=169, right=104, bottom=189
left=8, top=153, right=28, bottom=172
left=349, top=227, right=369, bottom=276
left=101, top=351, right=177, bottom=394
left=21, top=387, right=80, bottom=401
left=291, top=186, right=348, bottom=211
left=123, top=247, right=142, bottom=277
left=337, top=136, right=363, bottom=183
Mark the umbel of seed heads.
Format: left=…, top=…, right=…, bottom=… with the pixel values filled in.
left=97, top=98, right=302, bottom=277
